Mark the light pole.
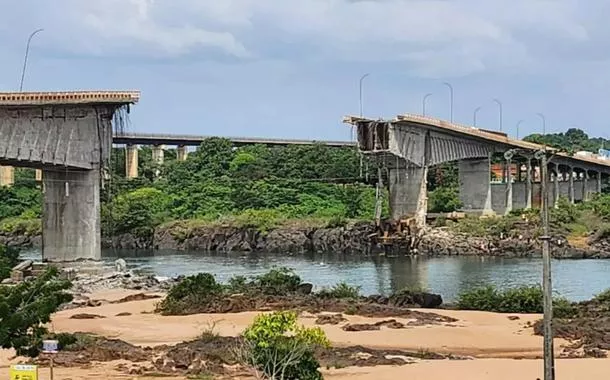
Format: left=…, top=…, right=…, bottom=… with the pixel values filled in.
left=516, top=120, right=524, bottom=139
left=359, top=73, right=370, bottom=117
left=19, top=28, right=44, bottom=92
left=537, top=113, right=546, bottom=136
left=493, top=98, right=503, bottom=131
left=535, top=147, right=555, bottom=380
left=422, top=93, right=432, bottom=116
left=473, top=106, right=482, bottom=127
left=443, top=82, right=453, bottom=122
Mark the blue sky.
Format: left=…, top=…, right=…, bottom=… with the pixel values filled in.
left=1, top=0, right=610, bottom=141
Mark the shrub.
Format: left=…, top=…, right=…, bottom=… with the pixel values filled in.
left=240, top=311, right=329, bottom=380
left=551, top=196, right=581, bottom=225
left=317, top=282, right=361, bottom=299
left=428, top=187, right=463, bottom=213
left=254, top=267, right=302, bottom=295
left=0, top=267, right=72, bottom=357
left=0, top=245, right=20, bottom=281
left=157, top=273, right=223, bottom=314
left=457, top=284, right=576, bottom=315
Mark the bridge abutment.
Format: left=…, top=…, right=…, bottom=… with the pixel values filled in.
left=42, top=168, right=101, bottom=261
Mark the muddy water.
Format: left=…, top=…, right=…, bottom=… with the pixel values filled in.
left=22, top=248, right=610, bottom=302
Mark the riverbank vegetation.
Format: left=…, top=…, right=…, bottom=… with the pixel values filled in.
left=1, top=128, right=609, bottom=244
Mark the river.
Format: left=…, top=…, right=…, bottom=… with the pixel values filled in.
left=21, top=248, right=610, bottom=303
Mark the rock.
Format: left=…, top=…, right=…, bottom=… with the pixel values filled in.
left=1, top=278, right=13, bottom=284
left=296, top=283, right=313, bottom=295
left=342, top=323, right=381, bottom=332
left=116, top=312, right=132, bottom=317
left=315, top=314, right=346, bottom=325
left=70, top=313, right=106, bottom=319
left=389, top=290, right=443, bottom=309
left=507, top=315, right=520, bottom=321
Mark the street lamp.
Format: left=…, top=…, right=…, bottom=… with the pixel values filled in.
left=422, top=93, right=432, bottom=116
left=359, top=73, right=370, bottom=117
left=537, top=113, right=546, bottom=136
left=473, top=106, right=482, bottom=127
left=493, top=98, right=503, bottom=131
left=19, top=28, right=44, bottom=92
left=516, top=120, right=524, bottom=140
left=443, top=82, right=454, bottom=122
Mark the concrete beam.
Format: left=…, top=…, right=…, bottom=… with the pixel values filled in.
left=0, top=166, right=14, bottom=187
left=458, top=157, right=493, bottom=215
left=42, top=169, right=101, bottom=261
left=126, top=144, right=138, bottom=178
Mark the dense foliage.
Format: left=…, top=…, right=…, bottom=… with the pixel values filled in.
left=157, top=267, right=306, bottom=315
left=241, top=311, right=329, bottom=380
left=0, top=245, right=19, bottom=280
left=523, top=128, right=609, bottom=155
left=456, top=284, right=575, bottom=317
left=0, top=266, right=73, bottom=356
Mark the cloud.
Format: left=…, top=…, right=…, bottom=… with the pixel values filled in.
left=1, top=0, right=609, bottom=78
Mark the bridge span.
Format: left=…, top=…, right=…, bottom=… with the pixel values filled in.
left=344, top=113, right=610, bottom=226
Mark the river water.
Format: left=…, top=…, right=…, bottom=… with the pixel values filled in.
left=21, top=248, right=610, bottom=303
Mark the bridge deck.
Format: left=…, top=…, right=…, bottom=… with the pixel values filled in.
left=0, top=91, right=140, bottom=106
left=344, top=113, right=610, bottom=171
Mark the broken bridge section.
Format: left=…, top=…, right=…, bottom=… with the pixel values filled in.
left=0, top=91, right=139, bottom=261
left=351, top=115, right=497, bottom=225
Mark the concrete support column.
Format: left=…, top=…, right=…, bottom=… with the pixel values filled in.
left=458, top=157, right=493, bottom=215
left=35, top=169, right=42, bottom=182
left=505, top=157, right=513, bottom=215
left=42, top=169, right=101, bottom=261
left=126, top=144, right=138, bottom=178
left=598, top=171, right=603, bottom=194
left=583, top=170, right=589, bottom=201
left=553, top=163, right=560, bottom=208
left=0, top=166, right=14, bottom=187
left=177, top=145, right=188, bottom=162
left=569, top=166, right=575, bottom=204
left=526, top=158, right=533, bottom=210
left=152, top=145, right=165, bottom=165
left=388, top=165, right=428, bottom=225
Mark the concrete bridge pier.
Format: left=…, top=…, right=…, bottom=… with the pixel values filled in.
left=152, top=144, right=165, bottom=165
left=568, top=166, right=575, bottom=203
left=177, top=145, right=188, bottom=161
left=0, top=165, right=14, bottom=187
left=43, top=168, right=101, bottom=261
left=458, top=157, right=493, bottom=215
left=126, top=144, right=138, bottom=178
left=504, top=156, right=514, bottom=215
left=526, top=158, right=533, bottom=209
left=388, top=165, right=428, bottom=226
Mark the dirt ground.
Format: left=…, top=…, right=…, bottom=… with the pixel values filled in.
left=3, top=289, right=610, bottom=379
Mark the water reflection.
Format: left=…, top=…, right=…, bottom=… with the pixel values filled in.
left=20, top=248, right=610, bottom=302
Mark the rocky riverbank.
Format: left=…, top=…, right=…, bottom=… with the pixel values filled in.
left=3, top=220, right=610, bottom=258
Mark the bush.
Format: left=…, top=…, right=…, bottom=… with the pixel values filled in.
left=0, top=267, right=72, bottom=357
left=0, top=245, right=20, bottom=281
left=240, top=311, right=329, bottom=380
left=157, top=273, right=224, bottom=314
left=317, top=282, right=361, bottom=299
left=254, top=267, right=302, bottom=295
left=457, top=284, right=576, bottom=315
left=551, top=196, right=581, bottom=225
left=428, top=187, right=463, bottom=213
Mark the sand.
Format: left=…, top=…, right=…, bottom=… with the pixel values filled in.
left=3, top=289, right=610, bottom=379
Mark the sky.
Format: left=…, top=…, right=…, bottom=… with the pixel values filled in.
left=1, top=0, right=610, bottom=142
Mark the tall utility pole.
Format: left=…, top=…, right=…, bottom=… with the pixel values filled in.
left=536, top=148, right=555, bottom=380
left=493, top=98, right=503, bottom=131
left=516, top=120, right=524, bottom=139
left=537, top=113, right=547, bottom=136
left=359, top=73, right=370, bottom=117
left=473, top=106, right=482, bottom=127
left=443, top=82, right=454, bottom=122
left=19, top=28, right=44, bottom=91
left=422, top=93, right=432, bottom=116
